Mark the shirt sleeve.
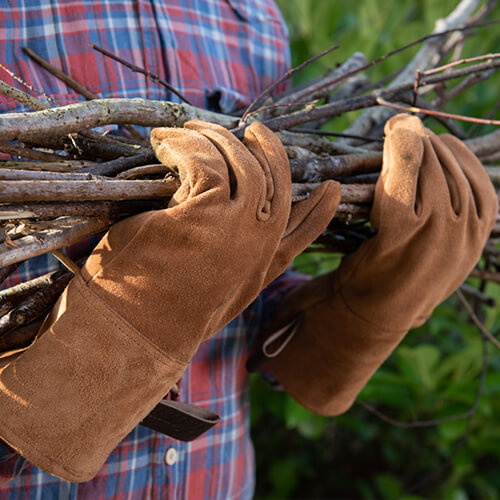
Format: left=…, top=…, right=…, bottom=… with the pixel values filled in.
left=0, top=440, right=27, bottom=482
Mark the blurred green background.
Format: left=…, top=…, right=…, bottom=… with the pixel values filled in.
left=250, top=1, right=500, bottom=499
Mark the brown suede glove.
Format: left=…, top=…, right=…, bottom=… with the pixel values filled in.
left=0, top=121, right=340, bottom=482
left=259, top=114, right=498, bottom=416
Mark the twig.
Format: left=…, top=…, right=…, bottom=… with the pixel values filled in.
left=273, top=52, right=367, bottom=107
left=0, top=160, right=96, bottom=172
left=237, top=58, right=500, bottom=135
left=433, top=68, right=499, bottom=108
left=0, top=270, right=72, bottom=336
left=421, top=52, right=500, bottom=76
left=0, top=267, right=70, bottom=303
left=290, top=128, right=383, bottom=143
left=0, top=320, right=42, bottom=351
left=0, top=217, right=111, bottom=267
left=0, top=169, right=100, bottom=181
left=76, top=150, right=158, bottom=176
left=0, top=200, right=164, bottom=220
left=357, top=399, right=479, bottom=429
left=0, top=144, right=66, bottom=162
left=0, top=80, right=50, bottom=111
left=459, top=283, right=496, bottom=307
left=23, top=46, right=147, bottom=143
left=0, top=178, right=179, bottom=202
left=290, top=154, right=382, bottom=182
left=376, top=97, right=500, bottom=126
left=456, top=288, right=500, bottom=349
left=241, top=43, right=340, bottom=122
left=116, top=164, right=173, bottom=179
left=0, top=63, right=57, bottom=107
left=0, top=98, right=238, bottom=143
left=91, top=44, right=191, bottom=105
left=51, top=249, right=80, bottom=275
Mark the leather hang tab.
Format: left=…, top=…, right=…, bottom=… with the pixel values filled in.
left=141, top=400, right=221, bottom=441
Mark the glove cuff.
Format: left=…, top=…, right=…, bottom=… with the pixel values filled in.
left=0, top=274, right=187, bottom=482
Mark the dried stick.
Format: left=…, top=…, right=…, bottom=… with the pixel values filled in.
left=0, top=64, right=57, bottom=107
left=457, top=288, right=500, bottom=349
left=76, top=151, right=158, bottom=176
left=251, top=58, right=500, bottom=134
left=0, top=320, right=42, bottom=352
left=0, top=270, right=71, bottom=336
left=0, top=160, right=96, bottom=172
left=51, top=249, right=80, bottom=275
left=0, top=200, right=164, bottom=220
left=241, top=43, right=340, bottom=121
left=23, top=46, right=147, bottom=143
left=421, top=52, right=500, bottom=76
left=0, top=267, right=70, bottom=303
left=0, top=144, right=66, bottom=162
left=341, top=0, right=486, bottom=141
left=376, top=97, right=500, bottom=126
left=0, top=178, right=179, bottom=202
left=290, top=153, right=382, bottom=182
left=116, top=164, right=172, bottom=179
left=0, top=80, right=50, bottom=111
left=0, top=98, right=238, bottom=143
left=91, top=44, right=191, bottom=105
left=0, top=169, right=100, bottom=181
left=0, top=217, right=111, bottom=267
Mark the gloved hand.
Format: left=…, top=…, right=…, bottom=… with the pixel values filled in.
left=257, top=114, right=498, bottom=415
left=0, top=121, right=340, bottom=481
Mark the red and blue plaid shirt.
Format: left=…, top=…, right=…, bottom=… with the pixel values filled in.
left=0, top=1, right=301, bottom=498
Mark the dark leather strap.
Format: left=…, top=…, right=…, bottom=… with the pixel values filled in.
left=141, top=400, right=220, bottom=441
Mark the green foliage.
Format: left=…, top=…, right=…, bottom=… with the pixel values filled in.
left=251, top=2, right=500, bottom=499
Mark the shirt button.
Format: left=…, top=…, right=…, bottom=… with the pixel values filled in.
left=164, top=448, right=178, bottom=466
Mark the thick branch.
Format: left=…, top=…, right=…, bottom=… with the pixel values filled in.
left=0, top=99, right=238, bottom=143
left=0, top=178, right=179, bottom=202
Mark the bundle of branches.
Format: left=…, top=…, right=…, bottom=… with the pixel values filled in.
left=0, top=0, right=500, bottom=352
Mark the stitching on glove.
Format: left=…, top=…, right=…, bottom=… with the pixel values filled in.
left=74, top=275, right=189, bottom=368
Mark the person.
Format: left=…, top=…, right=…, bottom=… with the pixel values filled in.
left=0, top=1, right=496, bottom=499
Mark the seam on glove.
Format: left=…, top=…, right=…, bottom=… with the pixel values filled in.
left=0, top=424, right=96, bottom=481
left=337, top=286, right=408, bottom=335
left=74, top=274, right=189, bottom=369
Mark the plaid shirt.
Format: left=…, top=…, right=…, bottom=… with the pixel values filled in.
left=0, top=1, right=297, bottom=498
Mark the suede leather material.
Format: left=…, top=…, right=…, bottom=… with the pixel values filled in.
left=268, top=114, right=498, bottom=416
left=0, top=275, right=186, bottom=482
left=0, top=121, right=340, bottom=481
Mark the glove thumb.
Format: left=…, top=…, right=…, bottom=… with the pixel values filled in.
left=264, top=180, right=341, bottom=284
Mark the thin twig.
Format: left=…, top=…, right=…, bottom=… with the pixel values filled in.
left=23, top=46, right=147, bottom=143
left=0, top=63, right=57, bottom=107
left=376, top=97, right=500, bottom=126
left=91, top=44, right=191, bottom=105
left=422, top=52, right=500, bottom=76
left=241, top=43, right=340, bottom=122
left=456, top=288, right=500, bottom=349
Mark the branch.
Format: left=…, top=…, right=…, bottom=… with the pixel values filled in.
left=0, top=98, right=238, bottom=143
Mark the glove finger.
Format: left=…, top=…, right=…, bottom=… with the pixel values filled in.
left=415, top=136, right=456, bottom=219
left=372, top=124, right=423, bottom=229
left=263, top=181, right=341, bottom=285
left=150, top=127, right=230, bottom=206
left=439, top=134, right=498, bottom=226
left=185, top=121, right=274, bottom=221
left=384, top=113, right=426, bottom=136
left=242, top=122, right=292, bottom=223
left=427, top=133, right=472, bottom=218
